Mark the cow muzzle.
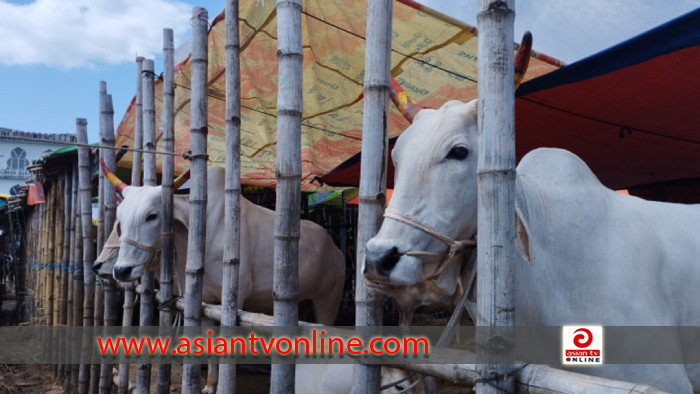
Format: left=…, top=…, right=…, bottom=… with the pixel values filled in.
left=113, top=265, right=135, bottom=281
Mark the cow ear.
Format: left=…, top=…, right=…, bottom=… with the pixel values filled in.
left=173, top=196, right=190, bottom=231
left=515, top=204, right=535, bottom=265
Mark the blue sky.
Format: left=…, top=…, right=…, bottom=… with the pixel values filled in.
left=1, top=0, right=698, bottom=144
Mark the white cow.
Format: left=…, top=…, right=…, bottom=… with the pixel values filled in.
left=107, top=166, right=345, bottom=325
left=295, top=364, right=434, bottom=394
left=363, top=99, right=700, bottom=393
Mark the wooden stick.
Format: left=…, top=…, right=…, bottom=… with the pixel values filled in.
left=182, top=8, right=208, bottom=393
left=218, top=1, right=242, bottom=392
left=157, top=27, right=176, bottom=394
left=476, top=1, right=517, bottom=393
left=353, top=1, right=393, bottom=393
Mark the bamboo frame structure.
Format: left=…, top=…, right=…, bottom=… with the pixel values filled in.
left=157, top=27, right=176, bottom=394
left=476, top=1, right=517, bottom=393
left=353, top=1, right=393, bottom=393
left=218, top=1, right=242, bottom=392
left=182, top=7, right=208, bottom=393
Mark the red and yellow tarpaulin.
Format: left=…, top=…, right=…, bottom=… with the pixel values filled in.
left=115, top=0, right=561, bottom=191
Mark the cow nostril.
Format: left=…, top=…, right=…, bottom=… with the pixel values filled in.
left=377, top=247, right=401, bottom=276
left=92, top=262, right=103, bottom=274
left=114, top=266, right=133, bottom=280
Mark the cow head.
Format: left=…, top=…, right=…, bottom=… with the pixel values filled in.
left=100, top=159, right=190, bottom=281
left=364, top=100, right=479, bottom=290
left=364, top=32, right=533, bottom=302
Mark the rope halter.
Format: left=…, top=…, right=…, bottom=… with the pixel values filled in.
left=119, top=237, right=160, bottom=268
left=384, top=208, right=476, bottom=259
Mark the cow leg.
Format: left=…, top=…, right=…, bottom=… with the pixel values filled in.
left=202, top=362, right=218, bottom=394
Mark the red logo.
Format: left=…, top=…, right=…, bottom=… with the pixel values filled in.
left=573, top=328, right=593, bottom=348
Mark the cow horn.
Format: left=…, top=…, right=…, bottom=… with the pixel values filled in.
left=99, top=157, right=128, bottom=194
left=390, top=76, right=424, bottom=123
left=514, top=31, right=533, bottom=90
left=172, top=168, right=191, bottom=190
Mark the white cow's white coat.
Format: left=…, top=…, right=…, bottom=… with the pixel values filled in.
left=364, top=99, right=700, bottom=393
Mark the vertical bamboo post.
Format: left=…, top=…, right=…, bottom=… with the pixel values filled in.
left=47, top=183, right=57, bottom=326
left=53, top=177, right=64, bottom=376
left=100, top=83, right=119, bottom=394
left=40, top=196, right=47, bottom=321
left=138, top=58, right=158, bottom=394
left=133, top=57, right=145, bottom=187
left=271, top=0, right=302, bottom=392
left=219, top=1, right=242, bottom=392
left=93, top=104, right=106, bottom=392
left=77, top=118, right=96, bottom=394
left=117, top=283, right=136, bottom=394
left=71, top=161, right=83, bottom=393
left=59, top=170, right=73, bottom=377
left=64, top=166, right=75, bottom=393
left=119, top=58, right=144, bottom=394
left=157, top=27, right=176, bottom=394
left=476, top=1, right=516, bottom=393
left=182, top=8, right=208, bottom=393
left=352, top=1, right=392, bottom=393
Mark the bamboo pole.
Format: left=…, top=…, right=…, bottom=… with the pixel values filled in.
left=182, top=8, right=208, bottom=393
left=71, top=162, right=83, bottom=393
left=77, top=118, right=97, bottom=394
left=118, top=58, right=144, bottom=394
left=353, top=1, right=393, bottom=393
left=40, top=197, right=47, bottom=321
left=63, top=167, right=75, bottom=392
left=117, top=282, right=136, bottom=394
left=53, top=176, right=64, bottom=376
left=59, top=172, right=71, bottom=380
left=132, top=57, right=145, bottom=187
left=93, top=152, right=105, bottom=394
left=100, top=83, right=119, bottom=394
left=218, top=1, right=242, bottom=392
left=271, top=0, right=303, bottom=392
left=476, top=1, right=517, bottom=393
left=48, top=183, right=57, bottom=326
left=138, top=58, right=157, bottom=394
left=157, top=28, right=176, bottom=394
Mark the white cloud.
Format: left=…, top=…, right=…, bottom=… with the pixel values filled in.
left=0, top=0, right=192, bottom=68
left=416, top=0, right=699, bottom=63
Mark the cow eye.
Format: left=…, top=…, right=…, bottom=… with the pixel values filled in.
left=145, top=213, right=158, bottom=222
left=446, top=146, right=469, bottom=160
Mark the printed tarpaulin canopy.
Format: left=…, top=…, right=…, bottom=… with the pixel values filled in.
left=324, top=7, right=700, bottom=193
left=114, top=0, right=562, bottom=191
